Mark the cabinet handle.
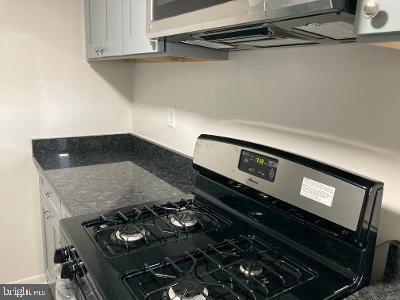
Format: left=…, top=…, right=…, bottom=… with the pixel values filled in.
left=99, top=47, right=104, bottom=55
left=95, top=47, right=100, bottom=56
left=43, top=209, right=53, bottom=219
left=45, top=191, right=51, bottom=197
left=150, top=39, right=157, bottom=51
left=362, top=0, right=379, bottom=19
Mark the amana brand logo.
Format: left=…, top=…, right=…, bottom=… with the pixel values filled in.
left=248, top=177, right=259, bottom=185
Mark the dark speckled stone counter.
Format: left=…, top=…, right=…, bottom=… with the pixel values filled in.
left=346, top=242, right=400, bottom=299
left=33, top=134, right=196, bottom=216
left=41, top=160, right=189, bottom=216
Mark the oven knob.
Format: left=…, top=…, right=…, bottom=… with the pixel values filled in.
left=61, top=261, right=86, bottom=279
left=61, top=261, right=78, bottom=279
left=54, top=247, right=73, bottom=264
left=61, top=262, right=75, bottom=279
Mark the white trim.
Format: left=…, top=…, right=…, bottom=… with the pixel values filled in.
left=8, top=273, right=47, bottom=284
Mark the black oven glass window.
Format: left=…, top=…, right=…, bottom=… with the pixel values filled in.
left=153, top=0, right=232, bottom=21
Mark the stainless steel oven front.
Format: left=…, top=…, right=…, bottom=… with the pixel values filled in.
left=146, top=0, right=267, bottom=38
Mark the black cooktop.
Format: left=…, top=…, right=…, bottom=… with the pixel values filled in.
left=61, top=195, right=356, bottom=300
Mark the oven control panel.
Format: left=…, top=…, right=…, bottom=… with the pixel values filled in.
left=238, top=150, right=279, bottom=182
left=193, top=135, right=372, bottom=231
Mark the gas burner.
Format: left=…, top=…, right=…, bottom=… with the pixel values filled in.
left=86, top=199, right=230, bottom=257
left=239, top=260, right=263, bottom=277
left=113, top=225, right=148, bottom=243
left=236, top=239, right=264, bottom=277
left=167, top=278, right=208, bottom=300
left=169, top=210, right=198, bottom=228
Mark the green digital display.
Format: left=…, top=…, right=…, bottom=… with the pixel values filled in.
left=256, top=157, right=265, bottom=165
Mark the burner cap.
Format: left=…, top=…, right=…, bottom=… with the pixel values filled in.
left=170, top=210, right=197, bottom=228
left=239, top=260, right=263, bottom=277
left=168, top=278, right=208, bottom=300
left=114, top=226, right=148, bottom=243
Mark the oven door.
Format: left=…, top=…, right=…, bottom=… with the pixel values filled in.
left=147, top=0, right=267, bottom=38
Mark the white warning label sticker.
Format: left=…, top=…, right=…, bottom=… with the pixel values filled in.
left=300, top=177, right=335, bottom=207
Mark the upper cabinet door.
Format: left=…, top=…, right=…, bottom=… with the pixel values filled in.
left=356, top=0, right=400, bottom=39
left=85, top=0, right=123, bottom=59
left=122, top=0, right=162, bottom=55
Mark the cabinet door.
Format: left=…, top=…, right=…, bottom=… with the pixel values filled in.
left=356, top=0, right=400, bottom=38
left=40, top=207, right=49, bottom=279
left=122, top=0, right=162, bottom=55
left=43, top=209, right=59, bottom=283
left=85, top=0, right=123, bottom=59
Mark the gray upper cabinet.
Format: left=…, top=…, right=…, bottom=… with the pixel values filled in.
left=85, top=0, right=123, bottom=59
left=83, top=0, right=227, bottom=61
left=123, top=0, right=162, bottom=55
left=356, top=0, right=400, bottom=42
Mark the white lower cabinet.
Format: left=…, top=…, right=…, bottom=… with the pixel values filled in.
left=39, top=175, right=70, bottom=294
left=41, top=203, right=59, bottom=284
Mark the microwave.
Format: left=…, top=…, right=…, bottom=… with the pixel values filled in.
left=147, top=0, right=267, bottom=39
left=147, top=0, right=358, bottom=51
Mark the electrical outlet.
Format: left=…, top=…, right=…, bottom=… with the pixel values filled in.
left=167, top=107, right=176, bottom=129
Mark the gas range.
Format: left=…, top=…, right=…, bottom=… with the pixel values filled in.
left=57, top=135, right=384, bottom=300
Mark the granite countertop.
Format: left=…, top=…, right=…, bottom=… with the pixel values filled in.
left=37, top=157, right=188, bottom=216
left=347, top=281, right=400, bottom=300
left=33, top=134, right=195, bottom=216
left=346, top=243, right=400, bottom=300
left=32, top=134, right=400, bottom=299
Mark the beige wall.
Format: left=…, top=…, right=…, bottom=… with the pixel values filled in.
left=0, top=0, right=133, bottom=282
left=131, top=44, right=400, bottom=245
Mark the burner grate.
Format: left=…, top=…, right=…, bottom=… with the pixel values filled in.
left=83, top=199, right=231, bottom=257
left=123, top=235, right=317, bottom=299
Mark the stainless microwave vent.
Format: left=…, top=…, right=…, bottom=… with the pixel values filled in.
left=181, top=40, right=234, bottom=50
left=294, top=21, right=355, bottom=40
left=238, top=38, right=316, bottom=47
left=217, top=36, right=270, bottom=43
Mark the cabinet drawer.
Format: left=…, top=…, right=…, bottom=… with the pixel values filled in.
left=39, top=176, right=61, bottom=213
